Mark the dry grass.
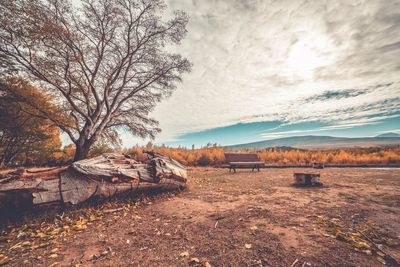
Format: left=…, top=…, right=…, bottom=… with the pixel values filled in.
left=124, top=145, right=400, bottom=167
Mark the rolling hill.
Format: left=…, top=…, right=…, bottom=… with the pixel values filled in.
left=225, top=135, right=400, bottom=150
left=376, top=132, right=400, bottom=138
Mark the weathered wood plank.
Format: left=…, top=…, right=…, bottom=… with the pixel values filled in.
left=0, top=151, right=187, bottom=215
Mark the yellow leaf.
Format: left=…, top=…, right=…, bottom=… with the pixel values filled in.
left=74, top=223, right=87, bottom=231
left=180, top=251, right=189, bottom=257
left=250, top=226, right=258, bottom=231
left=190, top=257, right=200, bottom=263
left=37, top=232, right=47, bottom=238
left=50, top=229, right=61, bottom=235
left=353, top=241, right=370, bottom=249
left=350, top=232, right=362, bottom=238
left=204, top=262, right=212, bottom=267
left=89, top=215, right=97, bottom=222
left=377, top=251, right=385, bottom=257
left=244, top=244, right=252, bottom=249
left=49, top=254, right=58, bottom=258
left=38, top=242, right=50, bottom=248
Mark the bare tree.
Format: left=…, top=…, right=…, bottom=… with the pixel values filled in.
left=0, top=0, right=191, bottom=161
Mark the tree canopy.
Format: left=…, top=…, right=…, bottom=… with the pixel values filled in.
left=0, top=0, right=191, bottom=160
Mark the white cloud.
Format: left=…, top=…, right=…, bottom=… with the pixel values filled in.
left=376, top=129, right=400, bottom=134
left=262, top=129, right=324, bottom=139
left=123, top=0, right=400, bottom=145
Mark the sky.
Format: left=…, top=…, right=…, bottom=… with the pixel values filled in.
left=118, top=0, right=400, bottom=148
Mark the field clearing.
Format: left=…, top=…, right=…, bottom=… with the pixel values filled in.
left=1, top=167, right=400, bottom=266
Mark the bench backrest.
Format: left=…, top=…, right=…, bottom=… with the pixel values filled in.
left=224, top=153, right=260, bottom=163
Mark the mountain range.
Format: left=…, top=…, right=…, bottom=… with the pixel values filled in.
left=225, top=133, right=400, bottom=150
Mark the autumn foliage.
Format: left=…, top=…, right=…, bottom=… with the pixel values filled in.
left=0, top=78, right=63, bottom=166
left=124, top=145, right=400, bottom=167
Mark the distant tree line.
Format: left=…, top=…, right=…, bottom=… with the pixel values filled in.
left=124, top=145, right=400, bottom=167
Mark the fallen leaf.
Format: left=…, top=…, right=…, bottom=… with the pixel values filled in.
left=38, top=242, right=50, bottom=248
left=21, top=241, right=31, bottom=246
left=74, top=224, right=87, bottom=231
left=37, top=232, right=47, bottom=238
left=204, top=262, right=212, bottom=267
left=244, top=244, right=252, bottom=249
left=49, top=254, right=58, bottom=258
left=9, top=242, right=22, bottom=250
left=190, top=257, right=200, bottom=263
left=89, top=215, right=97, bottom=222
left=353, top=241, right=370, bottom=249
left=180, top=251, right=189, bottom=257
left=50, top=229, right=61, bottom=235
left=376, top=256, right=386, bottom=265
left=363, top=250, right=372, bottom=255
left=377, top=251, right=385, bottom=257
left=250, top=226, right=258, bottom=231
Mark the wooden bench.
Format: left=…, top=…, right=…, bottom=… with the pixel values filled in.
left=224, top=153, right=265, bottom=172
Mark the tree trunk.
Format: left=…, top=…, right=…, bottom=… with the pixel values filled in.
left=73, top=140, right=91, bottom=162
left=0, top=151, right=187, bottom=219
left=293, top=173, right=322, bottom=186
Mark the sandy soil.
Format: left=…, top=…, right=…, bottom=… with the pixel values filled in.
left=1, top=167, right=400, bottom=266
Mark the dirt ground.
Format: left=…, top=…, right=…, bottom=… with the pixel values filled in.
left=1, top=167, right=400, bottom=266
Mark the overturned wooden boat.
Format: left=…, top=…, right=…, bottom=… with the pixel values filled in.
left=0, top=151, right=187, bottom=216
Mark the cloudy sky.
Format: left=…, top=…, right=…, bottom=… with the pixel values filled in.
left=121, top=0, right=400, bottom=148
